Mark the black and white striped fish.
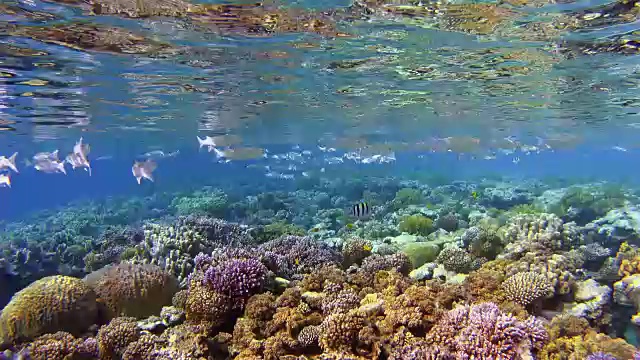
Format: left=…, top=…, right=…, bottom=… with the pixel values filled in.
left=350, top=202, right=371, bottom=218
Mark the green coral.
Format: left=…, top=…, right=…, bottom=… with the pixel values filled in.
left=252, top=221, right=306, bottom=243
left=398, top=215, right=434, bottom=236
left=509, top=204, right=543, bottom=215
left=551, top=185, right=627, bottom=217
left=0, top=276, right=98, bottom=345
left=391, top=188, right=425, bottom=209
left=170, top=188, right=229, bottom=217
left=401, top=242, right=440, bottom=268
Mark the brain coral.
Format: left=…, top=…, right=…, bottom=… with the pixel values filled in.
left=83, top=263, right=178, bottom=320
left=502, top=271, right=553, bottom=306
left=0, top=275, right=98, bottom=345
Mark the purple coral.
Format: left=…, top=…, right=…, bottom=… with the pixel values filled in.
left=428, top=302, right=548, bottom=360
left=258, top=235, right=341, bottom=279
left=586, top=353, right=617, bottom=360
left=203, top=257, right=268, bottom=309
left=389, top=341, right=454, bottom=360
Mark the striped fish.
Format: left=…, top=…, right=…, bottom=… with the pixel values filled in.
left=350, top=202, right=371, bottom=218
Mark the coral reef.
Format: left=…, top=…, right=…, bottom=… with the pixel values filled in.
left=83, top=263, right=178, bottom=320
left=1, top=178, right=639, bottom=359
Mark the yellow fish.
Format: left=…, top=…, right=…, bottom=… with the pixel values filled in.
left=363, top=244, right=372, bottom=252
left=471, top=191, right=478, bottom=200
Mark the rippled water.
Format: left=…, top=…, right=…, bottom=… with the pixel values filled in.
left=1, top=0, right=640, bottom=217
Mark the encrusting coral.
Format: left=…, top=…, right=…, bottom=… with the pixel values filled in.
left=83, top=263, right=178, bottom=320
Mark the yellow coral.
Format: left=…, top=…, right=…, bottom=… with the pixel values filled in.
left=539, top=328, right=636, bottom=360
left=0, top=275, right=98, bottom=345
left=618, top=256, right=640, bottom=277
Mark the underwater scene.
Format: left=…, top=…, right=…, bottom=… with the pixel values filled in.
left=3, top=0, right=640, bottom=359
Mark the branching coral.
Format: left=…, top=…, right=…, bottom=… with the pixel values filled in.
left=258, top=235, right=342, bottom=280
left=203, top=257, right=268, bottom=310
left=426, top=302, right=548, bottom=359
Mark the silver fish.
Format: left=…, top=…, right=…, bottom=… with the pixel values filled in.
left=66, top=152, right=92, bottom=176
left=33, top=150, right=59, bottom=163
left=132, top=159, right=157, bottom=184
left=34, top=159, right=66, bottom=174
left=197, top=136, right=217, bottom=152
left=0, top=152, right=18, bottom=173
left=73, top=137, right=90, bottom=158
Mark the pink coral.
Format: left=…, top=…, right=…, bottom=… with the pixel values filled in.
left=427, top=302, right=548, bottom=360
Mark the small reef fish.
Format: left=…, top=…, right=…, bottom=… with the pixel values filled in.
left=212, top=147, right=266, bottom=161
left=66, top=153, right=91, bottom=176
left=32, top=150, right=60, bottom=163
left=471, top=191, right=479, bottom=200
left=142, top=150, right=180, bottom=160
left=67, top=137, right=91, bottom=175
left=197, top=136, right=217, bottom=152
left=350, top=202, right=371, bottom=219
left=31, top=149, right=66, bottom=174
left=0, top=152, right=18, bottom=173
left=132, top=159, right=157, bottom=184
left=0, top=173, right=10, bottom=187
left=34, top=159, right=66, bottom=174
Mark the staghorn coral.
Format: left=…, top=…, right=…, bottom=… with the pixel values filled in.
left=0, top=275, right=97, bottom=345
left=22, top=332, right=98, bottom=360
left=96, top=317, right=140, bottom=360
left=84, top=263, right=178, bottom=320
left=427, top=302, right=548, bottom=359
left=502, top=271, right=553, bottom=306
